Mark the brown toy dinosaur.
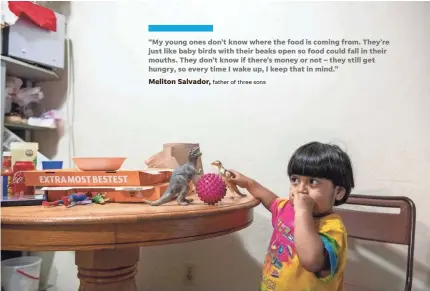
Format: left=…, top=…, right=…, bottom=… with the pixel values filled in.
left=211, top=160, right=247, bottom=198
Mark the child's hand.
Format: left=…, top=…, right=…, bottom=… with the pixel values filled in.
left=293, top=193, right=314, bottom=214
left=228, top=170, right=278, bottom=211
left=228, top=169, right=253, bottom=189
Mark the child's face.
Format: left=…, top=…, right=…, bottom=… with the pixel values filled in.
left=288, top=174, right=345, bottom=216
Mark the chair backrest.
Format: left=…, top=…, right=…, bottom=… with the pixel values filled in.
left=334, top=194, right=416, bottom=291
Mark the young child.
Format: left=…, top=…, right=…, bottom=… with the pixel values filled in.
left=229, top=141, right=354, bottom=291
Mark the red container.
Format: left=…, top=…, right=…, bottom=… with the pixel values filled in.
left=12, top=161, right=35, bottom=196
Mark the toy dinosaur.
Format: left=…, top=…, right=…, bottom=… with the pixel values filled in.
left=91, top=193, right=109, bottom=204
left=143, top=146, right=203, bottom=206
left=211, top=160, right=247, bottom=198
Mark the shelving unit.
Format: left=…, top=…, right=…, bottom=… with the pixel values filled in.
left=1, top=3, right=67, bottom=289
left=4, top=122, right=55, bottom=131
left=0, top=42, right=63, bottom=291
left=1, top=55, right=60, bottom=82
left=5, top=122, right=55, bottom=143
left=1, top=55, right=60, bottom=148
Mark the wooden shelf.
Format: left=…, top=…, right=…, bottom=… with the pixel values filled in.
left=1, top=55, right=59, bottom=82
left=5, top=122, right=55, bottom=131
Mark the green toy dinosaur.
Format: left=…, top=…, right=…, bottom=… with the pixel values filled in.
left=91, top=193, right=109, bottom=204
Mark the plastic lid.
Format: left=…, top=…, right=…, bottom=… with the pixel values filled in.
left=3, top=151, right=11, bottom=157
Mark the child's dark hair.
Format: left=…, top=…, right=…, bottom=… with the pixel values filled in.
left=287, top=141, right=354, bottom=205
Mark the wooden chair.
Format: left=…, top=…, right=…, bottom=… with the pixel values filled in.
left=334, top=194, right=416, bottom=291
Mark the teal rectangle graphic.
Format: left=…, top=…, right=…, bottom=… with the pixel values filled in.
left=148, top=25, right=213, bottom=32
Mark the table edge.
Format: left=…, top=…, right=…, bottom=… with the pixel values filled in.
left=1, top=198, right=261, bottom=225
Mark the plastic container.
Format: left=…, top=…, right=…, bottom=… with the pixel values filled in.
left=72, top=157, right=126, bottom=171
left=42, top=160, right=63, bottom=170
left=10, top=142, right=39, bottom=169
left=1, top=256, right=42, bottom=291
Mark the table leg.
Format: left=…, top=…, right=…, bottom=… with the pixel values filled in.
left=75, top=247, right=139, bottom=291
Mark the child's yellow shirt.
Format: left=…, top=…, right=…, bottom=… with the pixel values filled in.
left=260, top=198, right=348, bottom=291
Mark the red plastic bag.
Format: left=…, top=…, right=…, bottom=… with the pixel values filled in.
left=8, top=1, right=57, bottom=32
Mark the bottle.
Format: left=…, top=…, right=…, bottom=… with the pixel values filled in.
left=12, top=160, right=35, bottom=196
left=10, top=142, right=38, bottom=169
left=2, top=152, right=13, bottom=197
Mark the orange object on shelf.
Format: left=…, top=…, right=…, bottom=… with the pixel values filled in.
left=72, top=157, right=126, bottom=171
left=23, top=168, right=173, bottom=187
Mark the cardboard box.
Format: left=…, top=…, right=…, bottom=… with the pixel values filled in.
left=41, top=182, right=192, bottom=203
left=24, top=168, right=173, bottom=187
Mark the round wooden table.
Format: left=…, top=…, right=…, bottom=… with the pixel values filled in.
left=1, top=192, right=259, bottom=291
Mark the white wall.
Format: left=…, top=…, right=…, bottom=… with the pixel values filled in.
left=36, top=1, right=430, bottom=290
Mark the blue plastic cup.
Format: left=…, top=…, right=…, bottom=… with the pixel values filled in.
left=42, top=161, right=63, bottom=170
